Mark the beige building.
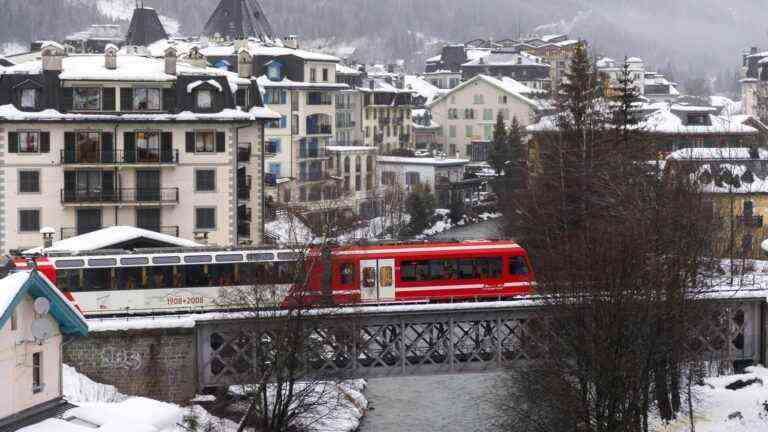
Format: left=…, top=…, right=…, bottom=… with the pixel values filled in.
left=427, top=74, right=540, bottom=160
left=0, top=42, right=278, bottom=252
left=0, top=270, right=88, bottom=428
left=327, top=146, right=379, bottom=217
left=360, top=77, right=415, bottom=154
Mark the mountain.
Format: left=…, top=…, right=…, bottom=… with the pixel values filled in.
left=0, top=0, right=764, bottom=84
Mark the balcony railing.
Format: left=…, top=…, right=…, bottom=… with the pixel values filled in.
left=299, top=147, right=328, bottom=159
left=61, top=149, right=178, bottom=165
left=298, top=171, right=328, bottom=183
left=60, top=225, right=179, bottom=240
left=306, top=124, right=333, bottom=135
left=737, top=215, right=764, bottom=228
left=61, top=188, right=179, bottom=204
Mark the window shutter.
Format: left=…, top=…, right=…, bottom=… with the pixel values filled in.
left=161, top=132, right=173, bottom=162
left=102, top=88, right=116, bottom=111
left=185, top=132, right=195, bottom=153
left=216, top=132, right=226, bottom=152
left=120, top=88, right=133, bottom=111
left=8, top=132, right=18, bottom=153
left=162, top=88, right=176, bottom=112
left=40, top=132, right=50, bottom=153
left=123, top=132, right=136, bottom=163
left=62, top=88, right=73, bottom=111
left=101, top=132, right=114, bottom=163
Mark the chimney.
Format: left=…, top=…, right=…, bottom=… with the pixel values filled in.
left=237, top=48, right=252, bottom=78
left=184, top=46, right=208, bottom=69
left=41, top=41, right=65, bottom=72
left=39, top=227, right=55, bottom=249
left=104, top=44, right=118, bottom=70
left=284, top=35, right=299, bottom=49
left=164, top=46, right=177, bottom=75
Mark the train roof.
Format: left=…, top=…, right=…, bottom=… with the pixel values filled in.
left=334, top=240, right=524, bottom=256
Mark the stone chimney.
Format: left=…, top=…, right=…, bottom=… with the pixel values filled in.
left=41, top=41, right=66, bottom=72
left=237, top=48, right=252, bottom=78
left=104, top=44, right=118, bottom=70
left=164, top=46, right=177, bottom=75
left=284, top=35, right=299, bottom=50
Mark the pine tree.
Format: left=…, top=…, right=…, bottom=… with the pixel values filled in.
left=487, top=111, right=508, bottom=175
left=505, top=116, right=526, bottom=189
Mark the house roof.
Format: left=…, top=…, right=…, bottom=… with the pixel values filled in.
left=204, top=0, right=275, bottom=41
left=0, top=271, right=88, bottom=337
left=377, top=156, right=469, bottom=166
left=125, top=7, right=168, bottom=47
left=23, top=226, right=201, bottom=255
left=427, top=74, right=539, bottom=109
left=461, top=52, right=548, bottom=68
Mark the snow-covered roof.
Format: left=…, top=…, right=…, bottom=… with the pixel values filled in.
left=644, top=107, right=757, bottom=134
left=0, top=103, right=281, bottom=122
left=462, top=52, right=548, bottom=68
left=404, top=75, right=445, bottom=104
left=23, top=226, right=201, bottom=255
left=256, top=74, right=348, bottom=90
left=428, top=74, right=540, bottom=110
left=336, top=63, right=362, bottom=75
left=358, top=77, right=413, bottom=94
left=200, top=42, right=340, bottom=63
left=187, top=79, right=222, bottom=93
left=667, top=147, right=768, bottom=161
left=377, top=156, right=469, bottom=166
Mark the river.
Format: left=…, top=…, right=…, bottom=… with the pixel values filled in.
left=359, top=220, right=504, bottom=431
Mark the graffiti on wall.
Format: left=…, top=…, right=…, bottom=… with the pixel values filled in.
left=100, top=348, right=143, bottom=371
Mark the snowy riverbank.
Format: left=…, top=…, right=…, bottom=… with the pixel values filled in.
left=22, top=365, right=368, bottom=432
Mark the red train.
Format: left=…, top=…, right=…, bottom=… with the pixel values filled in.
left=1, top=240, right=534, bottom=315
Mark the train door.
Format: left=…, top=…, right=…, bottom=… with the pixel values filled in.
left=360, top=259, right=395, bottom=301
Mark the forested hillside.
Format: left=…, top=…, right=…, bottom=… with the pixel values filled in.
left=0, top=0, right=765, bottom=82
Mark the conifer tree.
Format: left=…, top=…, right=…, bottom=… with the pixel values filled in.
left=487, top=112, right=509, bottom=175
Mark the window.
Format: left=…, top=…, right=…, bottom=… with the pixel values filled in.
left=310, top=68, right=317, bottom=82
left=355, top=174, right=361, bottom=191
left=464, top=108, right=474, bottom=119
left=133, top=88, right=161, bottom=111
left=382, top=171, right=396, bottom=186
left=21, top=88, right=37, bottom=109
left=322, top=68, right=329, bottom=82
left=73, top=88, right=101, bottom=111
left=263, top=88, right=287, bottom=104
left=499, top=108, right=510, bottom=120
left=498, top=95, right=508, bottom=104
left=265, top=138, right=281, bottom=154
left=474, top=94, right=484, bottom=104
left=196, top=90, right=213, bottom=109
left=449, top=125, right=457, bottom=138
left=405, top=171, right=420, bottom=186
left=136, top=208, right=161, bottom=232
left=362, top=267, right=376, bottom=288
left=340, top=263, right=355, bottom=285
left=195, top=207, right=216, bottom=231
left=266, top=116, right=287, bottom=129
left=268, top=163, right=281, bottom=176
left=509, top=256, right=529, bottom=275
left=483, top=124, right=493, bottom=141
left=19, top=132, right=40, bottom=153
left=195, top=169, right=216, bottom=192
left=465, top=125, right=474, bottom=138
left=32, top=352, right=42, bottom=393
left=483, top=109, right=494, bottom=121
left=195, top=131, right=215, bottom=152
left=135, top=131, right=160, bottom=162
left=19, top=171, right=40, bottom=193
left=19, top=209, right=40, bottom=232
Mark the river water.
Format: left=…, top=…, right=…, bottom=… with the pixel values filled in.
left=359, top=221, right=505, bottom=432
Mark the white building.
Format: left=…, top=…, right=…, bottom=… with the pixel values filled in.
left=0, top=270, right=88, bottom=429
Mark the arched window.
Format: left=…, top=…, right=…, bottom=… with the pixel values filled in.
left=344, top=156, right=350, bottom=174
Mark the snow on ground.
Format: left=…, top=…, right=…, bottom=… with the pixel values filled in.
left=418, top=210, right=502, bottom=239
left=0, top=41, right=26, bottom=56
left=45, top=365, right=368, bottom=432
left=651, top=366, right=768, bottom=432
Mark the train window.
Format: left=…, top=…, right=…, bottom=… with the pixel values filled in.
left=340, top=263, right=355, bottom=285
left=88, top=258, right=117, bottom=268
left=121, top=257, right=149, bottom=266
left=57, top=270, right=79, bottom=292
left=415, top=261, right=430, bottom=281
left=247, top=252, right=274, bottom=262
left=148, top=266, right=173, bottom=288
left=380, top=267, right=393, bottom=287
left=509, top=256, right=529, bottom=276
left=117, top=267, right=143, bottom=289
left=185, top=255, right=212, bottom=264
left=458, top=259, right=475, bottom=279
left=210, top=264, right=236, bottom=285
left=84, top=268, right=112, bottom=291
left=185, top=265, right=210, bottom=287
left=216, top=254, right=243, bottom=263
left=400, top=261, right=418, bottom=282
left=153, top=256, right=181, bottom=265
left=277, top=252, right=300, bottom=261
left=54, top=259, right=85, bottom=269
left=362, top=267, right=376, bottom=288
left=488, top=258, right=502, bottom=279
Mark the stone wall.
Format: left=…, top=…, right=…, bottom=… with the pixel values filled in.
left=63, top=328, right=197, bottom=404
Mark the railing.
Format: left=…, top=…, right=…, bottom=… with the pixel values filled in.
left=60, top=225, right=179, bottom=240
left=265, top=142, right=279, bottom=155
left=737, top=215, right=764, bottom=228
left=61, top=149, right=178, bottom=165
left=306, top=124, right=333, bottom=135
left=60, top=188, right=179, bottom=204
left=298, top=171, right=326, bottom=183
left=336, top=121, right=356, bottom=128
left=299, top=147, right=328, bottom=159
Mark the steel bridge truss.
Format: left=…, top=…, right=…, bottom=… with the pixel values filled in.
left=196, top=299, right=763, bottom=388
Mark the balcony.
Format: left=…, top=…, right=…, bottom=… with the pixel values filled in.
left=60, top=188, right=179, bottom=205
left=238, top=175, right=252, bottom=200
left=61, top=149, right=179, bottom=165
left=299, top=147, right=328, bottom=159
left=336, top=121, right=356, bottom=129
left=737, top=215, right=764, bottom=228
left=298, top=170, right=328, bottom=183
left=60, top=225, right=179, bottom=240
left=306, top=124, right=333, bottom=135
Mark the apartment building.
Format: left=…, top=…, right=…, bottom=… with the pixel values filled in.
left=359, top=77, right=415, bottom=154
left=0, top=42, right=278, bottom=252
left=326, top=146, right=379, bottom=217
left=428, top=74, right=540, bottom=160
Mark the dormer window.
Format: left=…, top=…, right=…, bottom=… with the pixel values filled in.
left=197, top=90, right=213, bottom=110
left=133, top=88, right=161, bottom=111
left=73, top=87, right=101, bottom=111
left=21, top=88, right=38, bottom=109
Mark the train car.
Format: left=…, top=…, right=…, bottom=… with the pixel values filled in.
left=299, top=240, right=534, bottom=303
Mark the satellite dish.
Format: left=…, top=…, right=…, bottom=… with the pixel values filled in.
left=30, top=319, right=55, bottom=344
left=33, top=297, right=50, bottom=315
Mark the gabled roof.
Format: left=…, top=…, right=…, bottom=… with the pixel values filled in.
left=427, top=74, right=539, bottom=109
left=0, top=271, right=88, bottom=336
left=23, top=226, right=201, bottom=255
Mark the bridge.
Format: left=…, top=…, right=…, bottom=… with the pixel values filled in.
left=194, top=296, right=765, bottom=388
